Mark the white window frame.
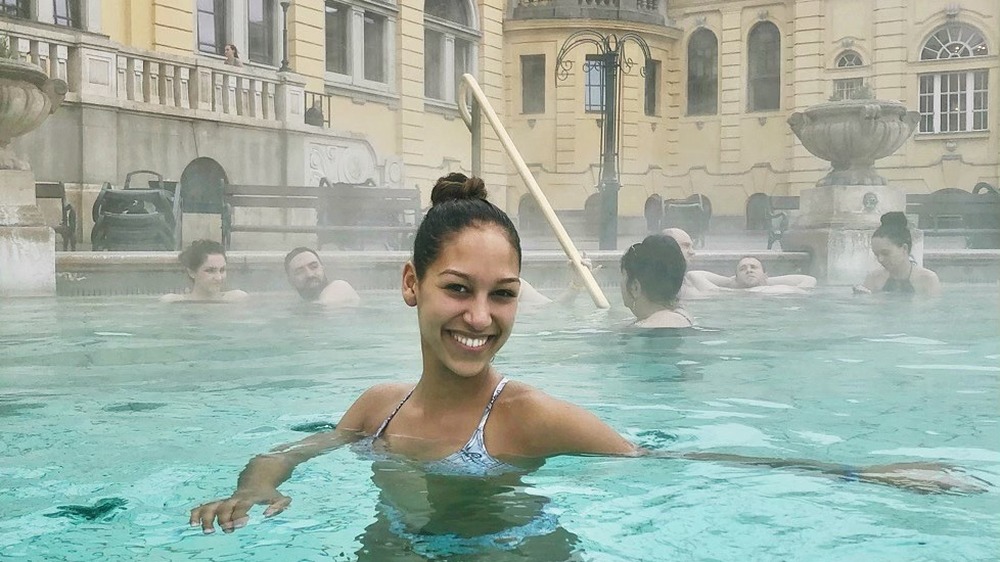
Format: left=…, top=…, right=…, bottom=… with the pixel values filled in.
left=919, top=70, right=989, bottom=134
left=11, top=0, right=100, bottom=32
left=247, top=0, right=280, bottom=67
left=423, top=0, right=479, bottom=105
left=917, top=23, right=990, bottom=134
left=324, top=0, right=397, bottom=95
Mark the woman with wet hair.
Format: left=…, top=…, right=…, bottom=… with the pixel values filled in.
left=223, top=44, right=243, bottom=67
left=190, top=175, right=983, bottom=558
left=854, top=212, right=941, bottom=296
left=621, top=234, right=693, bottom=327
left=160, top=239, right=248, bottom=303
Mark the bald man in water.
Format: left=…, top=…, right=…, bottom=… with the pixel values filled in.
left=661, top=227, right=731, bottom=298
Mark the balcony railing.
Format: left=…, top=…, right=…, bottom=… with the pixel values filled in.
left=511, top=0, right=664, bottom=25
left=2, top=21, right=304, bottom=126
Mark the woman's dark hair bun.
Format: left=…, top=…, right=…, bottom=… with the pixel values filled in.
left=430, top=173, right=488, bottom=206
left=880, top=211, right=908, bottom=229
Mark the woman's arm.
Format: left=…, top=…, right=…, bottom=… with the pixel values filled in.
left=914, top=268, right=942, bottom=297
left=188, top=429, right=363, bottom=533
left=642, top=450, right=989, bottom=494
left=189, top=384, right=400, bottom=533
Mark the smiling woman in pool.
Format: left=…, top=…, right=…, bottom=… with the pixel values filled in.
left=160, top=240, right=247, bottom=303
left=190, top=175, right=986, bottom=557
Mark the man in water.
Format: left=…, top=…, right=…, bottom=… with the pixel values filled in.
left=729, top=255, right=816, bottom=294
left=284, top=247, right=361, bottom=306
left=661, top=227, right=730, bottom=298
left=661, top=228, right=816, bottom=296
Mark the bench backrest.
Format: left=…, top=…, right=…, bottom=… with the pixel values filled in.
left=35, top=182, right=66, bottom=202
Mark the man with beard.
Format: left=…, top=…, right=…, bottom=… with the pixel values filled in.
left=284, top=247, right=361, bottom=306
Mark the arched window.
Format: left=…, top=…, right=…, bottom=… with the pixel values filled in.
left=424, top=0, right=478, bottom=103
left=918, top=23, right=990, bottom=133
left=687, top=28, right=718, bottom=115
left=920, top=23, right=988, bottom=60
left=747, top=21, right=780, bottom=112
left=836, top=50, right=863, bottom=67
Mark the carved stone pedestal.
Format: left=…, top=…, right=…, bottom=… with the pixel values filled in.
left=782, top=184, right=922, bottom=285
left=0, top=169, right=55, bottom=296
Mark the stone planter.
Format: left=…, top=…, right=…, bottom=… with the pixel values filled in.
left=787, top=100, right=919, bottom=187
left=0, top=58, right=67, bottom=296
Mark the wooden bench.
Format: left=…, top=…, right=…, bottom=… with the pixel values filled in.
left=35, top=181, right=77, bottom=251
left=906, top=186, right=1000, bottom=248
left=222, top=179, right=422, bottom=250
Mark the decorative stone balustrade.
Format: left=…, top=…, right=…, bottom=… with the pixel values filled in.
left=511, top=0, right=664, bottom=25
left=3, top=23, right=304, bottom=126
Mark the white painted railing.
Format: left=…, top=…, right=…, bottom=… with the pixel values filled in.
left=2, top=22, right=301, bottom=125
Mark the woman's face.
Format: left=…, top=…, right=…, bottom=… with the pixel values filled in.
left=224, top=44, right=235, bottom=58
left=871, top=236, right=908, bottom=271
left=403, top=225, right=520, bottom=379
left=188, top=253, right=227, bottom=295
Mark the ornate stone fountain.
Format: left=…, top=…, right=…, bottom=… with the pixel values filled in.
left=0, top=52, right=68, bottom=296
left=781, top=96, right=920, bottom=283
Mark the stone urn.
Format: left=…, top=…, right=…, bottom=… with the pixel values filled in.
left=0, top=58, right=67, bottom=171
left=787, top=99, right=919, bottom=187
left=0, top=57, right=68, bottom=296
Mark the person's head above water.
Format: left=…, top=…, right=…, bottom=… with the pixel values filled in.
left=661, top=227, right=696, bottom=263
left=871, top=212, right=912, bottom=272
left=284, top=247, right=329, bottom=301
left=620, top=234, right=687, bottom=317
left=179, top=239, right=228, bottom=296
left=403, top=173, right=522, bottom=377
left=410, top=172, right=521, bottom=280
left=734, top=256, right=768, bottom=288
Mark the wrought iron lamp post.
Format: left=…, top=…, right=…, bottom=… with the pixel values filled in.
left=555, top=31, right=652, bottom=250
left=279, top=1, right=291, bottom=72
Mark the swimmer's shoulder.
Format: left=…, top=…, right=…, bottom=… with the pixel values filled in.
left=340, top=382, right=414, bottom=434
left=319, top=280, right=361, bottom=307
left=912, top=267, right=941, bottom=296
left=222, top=289, right=249, bottom=301
left=159, top=293, right=187, bottom=303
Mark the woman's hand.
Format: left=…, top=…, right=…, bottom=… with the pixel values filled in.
left=189, top=488, right=291, bottom=534
left=852, top=284, right=872, bottom=295
left=857, top=462, right=992, bottom=494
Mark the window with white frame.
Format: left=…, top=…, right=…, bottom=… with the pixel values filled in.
left=583, top=55, right=605, bottom=113
left=833, top=78, right=864, bottom=100
left=918, top=23, right=989, bottom=133
left=0, top=0, right=30, bottom=19
left=423, top=0, right=478, bottom=103
left=836, top=50, right=862, bottom=68
left=197, top=0, right=228, bottom=55
left=325, top=0, right=394, bottom=88
left=247, top=0, right=275, bottom=65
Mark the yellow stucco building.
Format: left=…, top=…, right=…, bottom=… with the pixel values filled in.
left=3, top=0, right=997, bottom=242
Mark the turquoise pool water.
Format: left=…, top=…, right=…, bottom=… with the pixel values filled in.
left=1, top=288, right=998, bottom=561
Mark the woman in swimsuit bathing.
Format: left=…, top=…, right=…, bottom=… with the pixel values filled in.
left=160, top=240, right=248, bottom=303
left=190, top=176, right=983, bottom=556
left=854, top=212, right=941, bottom=297
left=621, top=234, right=694, bottom=328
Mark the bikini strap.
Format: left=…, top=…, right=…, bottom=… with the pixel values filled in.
left=475, top=377, right=510, bottom=432
left=372, top=386, right=416, bottom=438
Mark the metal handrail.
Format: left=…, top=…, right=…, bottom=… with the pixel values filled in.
left=458, top=73, right=610, bottom=309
